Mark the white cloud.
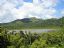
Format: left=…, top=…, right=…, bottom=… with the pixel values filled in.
left=11, top=2, right=33, bottom=19
left=12, top=0, right=57, bottom=19
left=60, top=9, right=64, bottom=17
left=0, top=0, right=58, bottom=23
left=33, top=0, right=57, bottom=7
left=61, top=10, right=64, bottom=15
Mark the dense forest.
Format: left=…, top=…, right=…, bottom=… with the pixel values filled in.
left=0, top=17, right=64, bottom=29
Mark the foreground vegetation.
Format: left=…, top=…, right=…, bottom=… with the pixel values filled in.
left=0, top=27, right=64, bottom=48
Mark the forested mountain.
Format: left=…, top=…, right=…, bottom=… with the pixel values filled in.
left=0, top=17, right=64, bottom=29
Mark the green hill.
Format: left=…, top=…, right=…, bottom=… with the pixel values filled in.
left=0, top=17, right=64, bottom=29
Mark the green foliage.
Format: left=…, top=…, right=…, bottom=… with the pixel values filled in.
left=30, top=39, right=47, bottom=48
left=0, top=17, right=64, bottom=48
left=0, top=27, right=64, bottom=48
left=0, top=17, right=64, bottom=29
left=0, top=27, right=10, bottom=48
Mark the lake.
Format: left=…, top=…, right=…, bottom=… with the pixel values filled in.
left=8, top=29, right=58, bottom=34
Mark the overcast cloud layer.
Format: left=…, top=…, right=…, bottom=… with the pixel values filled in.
left=0, top=0, right=64, bottom=23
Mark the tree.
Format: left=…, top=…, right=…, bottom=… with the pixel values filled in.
left=0, top=27, right=10, bottom=48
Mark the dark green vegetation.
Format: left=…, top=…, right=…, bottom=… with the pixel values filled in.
left=0, top=27, right=64, bottom=48
left=0, top=17, right=64, bottom=29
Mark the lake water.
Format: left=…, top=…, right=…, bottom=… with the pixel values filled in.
left=22, top=29, right=57, bottom=33
left=8, top=29, right=57, bottom=34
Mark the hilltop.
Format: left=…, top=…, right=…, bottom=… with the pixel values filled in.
left=0, top=17, right=64, bottom=29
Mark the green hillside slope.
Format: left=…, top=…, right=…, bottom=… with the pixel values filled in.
left=0, top=17, right=64, bottom=29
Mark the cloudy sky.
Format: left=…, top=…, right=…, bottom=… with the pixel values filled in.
left=0, top=0, right=64, bottom=23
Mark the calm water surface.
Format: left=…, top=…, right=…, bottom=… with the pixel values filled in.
left=8, top=29, right=58, bottom=33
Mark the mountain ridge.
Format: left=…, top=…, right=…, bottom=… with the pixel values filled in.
left=0, top=17, right=64, bottom=29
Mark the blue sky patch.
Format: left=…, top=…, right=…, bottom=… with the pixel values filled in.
left=24, top=0, right=33, bottom=3
left=55, top=0, right=64, bottom=10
